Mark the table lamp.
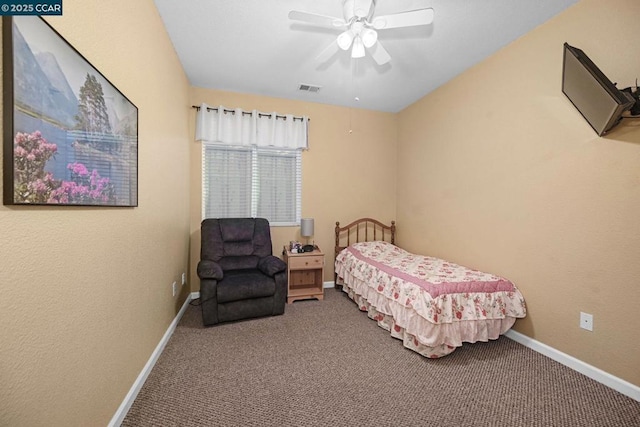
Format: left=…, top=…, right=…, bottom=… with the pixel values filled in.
left=300, top=218, right=315, bottom=252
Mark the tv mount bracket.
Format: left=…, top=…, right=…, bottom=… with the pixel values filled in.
left=621, top=80, right=640, bottom=116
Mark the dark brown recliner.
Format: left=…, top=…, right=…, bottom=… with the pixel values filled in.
left=197, top=218, right=287, bottom=326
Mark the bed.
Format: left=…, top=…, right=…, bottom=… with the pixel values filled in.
left=334, top=218, right=526, bottom=358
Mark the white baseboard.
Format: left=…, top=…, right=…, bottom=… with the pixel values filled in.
left=108, top=294, right=194, bottom=426
left=505, top=330, right=640, bottom=402
left=323, top=281, right=335, bottom=288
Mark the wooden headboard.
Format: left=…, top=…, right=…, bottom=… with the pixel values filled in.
left=334, top=218, right=396, bottom=258
left=334, top=218, right=395, bottom=287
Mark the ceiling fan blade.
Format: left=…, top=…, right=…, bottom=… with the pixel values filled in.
left=372, top=8, right=434, bottom=30
left=316, top=40, right=341, bottom=63
left=288, top=10, right=346, bottom=28
left=369, top=41, right=391, bottom=65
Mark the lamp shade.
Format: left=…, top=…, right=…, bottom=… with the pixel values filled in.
left=361, top=28, right=377, bottom=48
left=351, top=37, right=365, bottom=58
left=300, top=218, right=314, bottom=237
left=337, top=30, right=355, bottom=50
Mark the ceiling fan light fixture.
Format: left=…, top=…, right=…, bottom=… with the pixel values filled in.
left=351, top=36, right=365, bottom=58
left=361, top=28, right=377, bottom=48
left=337, top=30, right=355, bottom=50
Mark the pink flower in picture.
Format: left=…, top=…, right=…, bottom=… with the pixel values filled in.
left=13, top=130, right=116, bottom=204
left=67, top=162, right=89, bottom=176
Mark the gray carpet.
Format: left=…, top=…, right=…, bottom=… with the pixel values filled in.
left=122, top=289, right=640, bottom=426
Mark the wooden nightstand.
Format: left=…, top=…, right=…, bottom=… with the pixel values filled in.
left=283, top=246, right=325, bottom=304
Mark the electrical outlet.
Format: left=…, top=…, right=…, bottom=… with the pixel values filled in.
left=172, top=281, right=177, bottom=297
left=580, top=312, right=593, bottom=331
left=181, top=272, right=186, bottom=285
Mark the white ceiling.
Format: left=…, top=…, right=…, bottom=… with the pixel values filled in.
left=154, top=0, right=578, bottom=113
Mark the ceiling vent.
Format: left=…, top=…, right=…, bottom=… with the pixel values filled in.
left=298, top=83, right=321, bottom=93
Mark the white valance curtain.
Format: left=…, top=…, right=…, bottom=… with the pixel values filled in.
left=195, top=103, right=308, bottom=149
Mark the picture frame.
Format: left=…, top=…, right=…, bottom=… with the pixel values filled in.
left=3, top=16, right=138, bottom=207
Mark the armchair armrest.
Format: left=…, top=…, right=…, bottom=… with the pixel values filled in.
left=197, top=259, right=224, bottom=280
left=258, top=255, right=287, bottom=277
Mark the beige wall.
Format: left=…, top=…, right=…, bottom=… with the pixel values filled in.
left=0, top=1, right=191, bottom=425
left=189, top=87, right=397, bottom=285
left=397, top=0, right=640, bottom=387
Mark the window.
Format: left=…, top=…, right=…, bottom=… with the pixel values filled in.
left=196, top=103, right=308, bottom=225
left=202, top=143, right=301, bottom=226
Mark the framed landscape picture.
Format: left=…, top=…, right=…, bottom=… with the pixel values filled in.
left=3, top=16, right=138, bottom=207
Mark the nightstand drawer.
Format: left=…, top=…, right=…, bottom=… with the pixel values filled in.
left=288, top=255, right=324, bottom=270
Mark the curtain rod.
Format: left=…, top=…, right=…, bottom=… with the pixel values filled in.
left=191, top=105, right=308, bottom=122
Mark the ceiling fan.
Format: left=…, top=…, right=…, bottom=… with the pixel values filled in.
left=288, top=0, right=434, bottom=66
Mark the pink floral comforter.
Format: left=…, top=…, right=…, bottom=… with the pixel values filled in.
left=335, top=241, right=526, bottom=358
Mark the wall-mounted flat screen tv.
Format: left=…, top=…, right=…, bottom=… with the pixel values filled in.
left=562, top=42, right=635, bottom=136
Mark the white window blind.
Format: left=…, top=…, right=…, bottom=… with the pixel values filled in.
left=202, top=146, right=252, bottom=218
left=202, top=143, right=301, bottom=226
